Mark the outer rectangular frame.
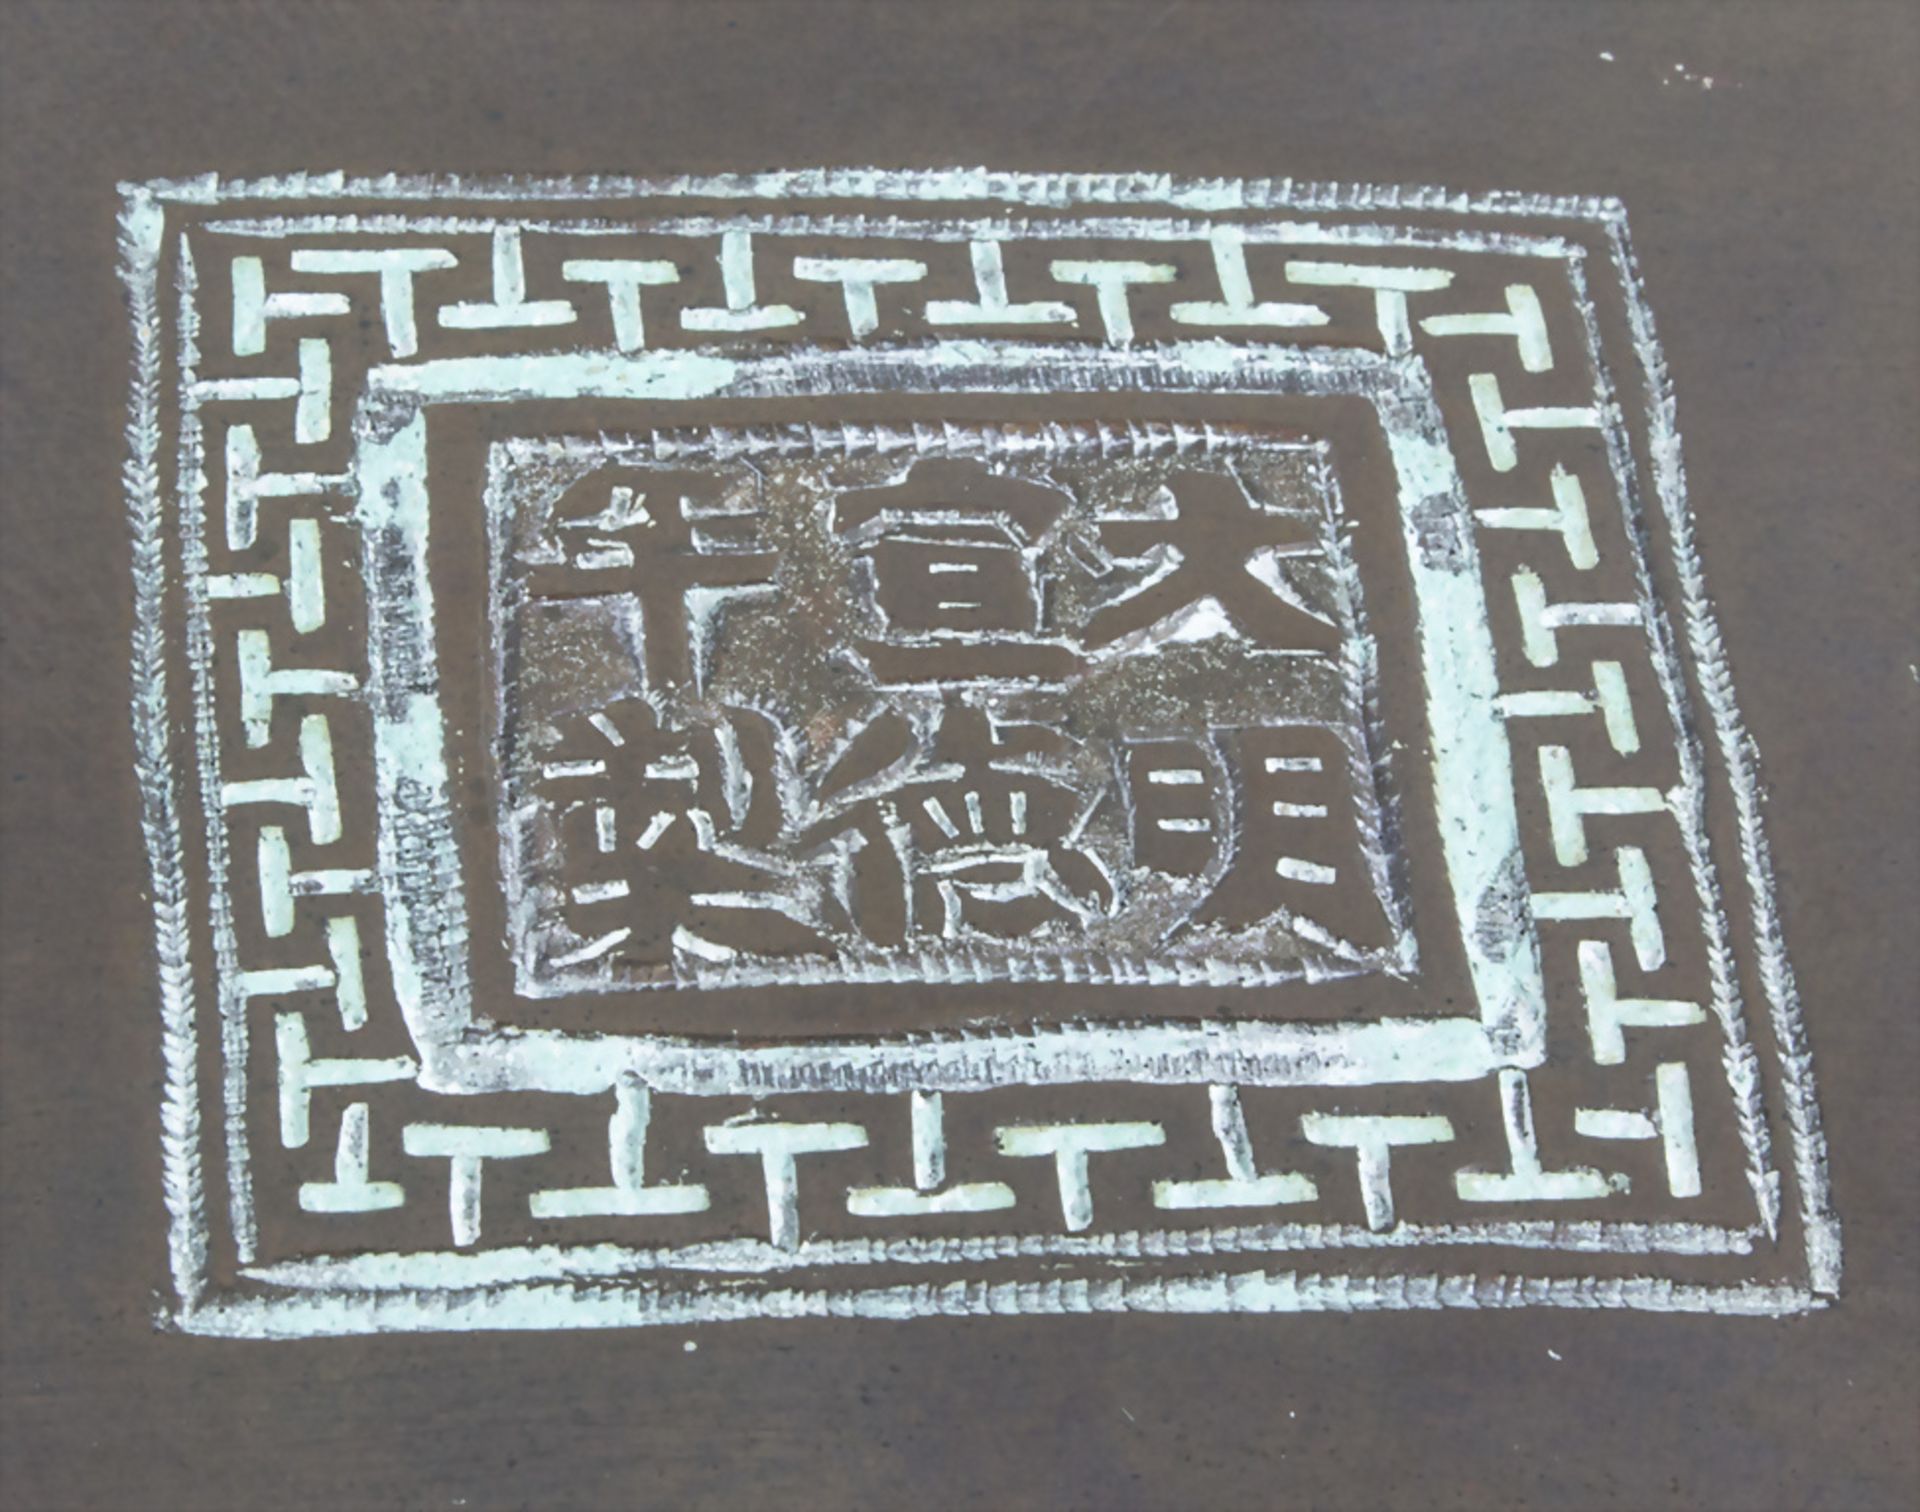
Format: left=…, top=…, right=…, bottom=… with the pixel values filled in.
left=119, top=169, right=1840, bottom=1333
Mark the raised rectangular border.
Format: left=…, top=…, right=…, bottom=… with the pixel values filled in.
left=120, top=169, right=1840, bottom=1331
left=372, top=347, right=1535, bottom=1101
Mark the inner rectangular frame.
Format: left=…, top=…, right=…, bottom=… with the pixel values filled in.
left=356, top=341, right=1549, bottom=1100
left=481, top=420, right=1419, bottom=998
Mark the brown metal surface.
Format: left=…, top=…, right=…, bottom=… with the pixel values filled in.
left=3, top=3, right=1914, bottom=1507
